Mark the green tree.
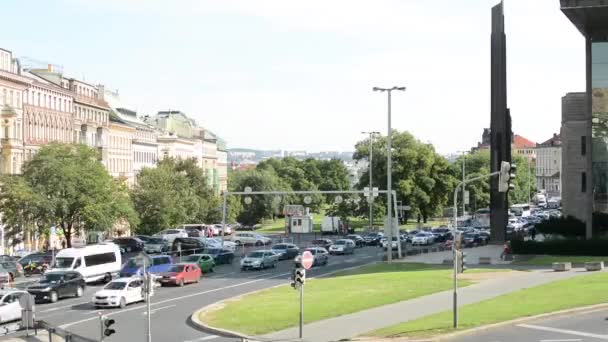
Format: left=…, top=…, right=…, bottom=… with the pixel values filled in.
left=6, top=144, right=138, bottom=248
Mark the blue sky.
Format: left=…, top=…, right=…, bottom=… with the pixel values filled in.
left=2, top=0, right=585, bottom=153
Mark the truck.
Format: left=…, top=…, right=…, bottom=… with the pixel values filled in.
left=321, top=216, right=341, bottom=235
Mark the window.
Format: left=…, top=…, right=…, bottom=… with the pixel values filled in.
left=84, top=252, right=117, bottom=267
left=582, top=172, right=587, bottom=193
left=9, top=90, right=13, bottom=105
left=581, top=136, right=586, bottom=156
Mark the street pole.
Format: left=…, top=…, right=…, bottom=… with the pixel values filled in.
left=462, top=153, right=466, bottom=216
left=146, top=272, right=151, bottom=342
left=299, top=284, right=304, bottom=339
left=221, top=191, right=227, bottom=249
left=373, top=86, right=406, bottom=264
left=99, top=312, right=104, bottom=342
left=528, top=162, right=531, bottom=205
left=362, top=131, right=379, bottom=230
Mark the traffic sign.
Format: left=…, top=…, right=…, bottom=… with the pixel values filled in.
left=464, top=191, right=470, bottom=205
left=301, top=251, right=314, bottom=270
left=372, top=187, right=379, bottom=197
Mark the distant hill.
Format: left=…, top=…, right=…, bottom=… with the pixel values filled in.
left=228, top=148, right=353, bottom=163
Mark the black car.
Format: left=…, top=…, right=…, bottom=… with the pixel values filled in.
left=18, top=252, right=54, bottom=268
left=462, top=233, right=484, bottom=247
left=205, top=248, right=235, bottom=264
left=185, top=228, right=203, bottom=237
left=172, top=237, right=206, bottom=255
left=362, top=233, right=383, bottom=246
left=113, top=237, right=144, bottom=253
left=271, top=244, right=300, bottom=260
left=311, top=239, right=333, bottom=250
left=27, top=271, right=85, bottom=303
left=345, top=235, right=365, bottom=248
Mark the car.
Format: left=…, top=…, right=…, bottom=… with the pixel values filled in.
left=231, top=232, right=272, bottom=246
left=135, top=235, right=151, bottom=243
left=329, top=239, right=355, bottom=255
left=27, top=271, right=86, bottom=303
left=0, top=255, right=19, bottom=263
left=240, top=250, right=279, bottom=270
left=204, top=238, right=237, bottom=252
left=159, top=263, right=202, bottom=287
left=214, top=224, right=233, bottom=235
left=92, top=277, right=145, bottom=308
left=381, top=236, right=402, bottom=250
left=271, top=243, right=300, bottom=260
left=311, top=239, right=333, bottom=250
left=362, top=233, right=384, bottom=246
left=345, top=235, right=365, bottom=248
left=113, top=237, right=144, bottom=253
left=171, top=237, right=206, bottom=256
left=0, top=261, right=22, bottom=280
left=204, top=248, right=235, bottom=265
left=295, top=247, right=328, bottom=267
left=152, top=229, right=188, bottom=244
left=185, top=227, right=203, bottom=237
left=0, top=289, right=29, bottom=323
left=462, top=233, right=485, bottom=247
left=412, top=232, right=434, bottom=245
left=120, top=255, right=173, bottom=278
left=143, top=237, right=169, bottom=254
left=50, top=244, right=122, bottom=283
left=182, top=254, right=215, bottom=273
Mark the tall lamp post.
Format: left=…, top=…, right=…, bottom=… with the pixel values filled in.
left=362, top=131, right=380, bottom=230
left=457, top=151, right=469, bottom=217
left=373, top=86, right=406, bottom=264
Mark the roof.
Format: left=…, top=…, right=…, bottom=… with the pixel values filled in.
left=561, top=0, right=608, bottom=38
left=538, top=134, right=561, bottom=147
left=512, top=135, right=536, bottom=149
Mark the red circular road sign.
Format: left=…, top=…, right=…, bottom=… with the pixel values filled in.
left=301, top=251, right=314, bottom=270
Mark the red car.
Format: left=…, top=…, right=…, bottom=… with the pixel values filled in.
left=159, top=263, right=201, bottom=287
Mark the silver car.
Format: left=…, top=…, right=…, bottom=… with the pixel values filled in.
left=240, top=250, right=279, bottom=270
left=329, top=239, right=355, bottom=255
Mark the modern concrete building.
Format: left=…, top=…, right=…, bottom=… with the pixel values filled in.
left=560, top=0, right=608, bottom=238
left=536, top=133, right=562, bottom=197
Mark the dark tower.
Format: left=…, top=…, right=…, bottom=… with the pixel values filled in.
left=490, top=1, right=512, bottom=243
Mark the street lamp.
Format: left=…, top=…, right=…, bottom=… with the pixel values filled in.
left=373, top=86, right=406, bottom=264
left=362, top=131, right=380, bottom=230
left=457, top=150, right=469, bottom=217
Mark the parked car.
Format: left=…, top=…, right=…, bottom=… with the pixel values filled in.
left=0, top=264, right=13, bottom=284
left=143, top=237, right=169, bottom=254
left=171, top=237, right=206, bottom=255
left=204, top=238, right=237, bottom=252
left=271, top=243, right=300, bottom=261
left=0, top=289, right=29, bottom=323
left=27, top=271, right=86, bottom=303
left=185, top=227, right=203, bottom=237
left=362, top=233, right=384, bottom=246
left=93, top=277, right=145, bottom=308
left=152, top=229, right=188, bottom=243
left=214, top=224, right=233, bottom=235
left=205, top=248, right=235, bottom=265
left=412, top=232, right=435, bottom=245
left=120, top=255, right=173, bottom=278
left=0, top=261, right=22, bottom=280
left=462, top=233, right=485, bottom=247
left=345, top=234, right=365, bottom=248
left=231, top=232, right=272, bottom=246
left=240, top=250, right=279, bottom=270
left=295, top=247, right=328, bottom=267
left=311, top=239, right=333, bottom=250
left=159, top=263, right=202, bottom=287
left=113, top=237, right=144, bottom=253
left=182, top=254, right=215, bottom=273
left=329, top=239, right=355, bottom=255
left=49, top=244, right=122, bottom=284
left=381, top=236, right=403, bottom=251
left=0, top=255, right=20, bottom=262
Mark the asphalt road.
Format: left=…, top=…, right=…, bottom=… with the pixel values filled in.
left=12, top=244, right=383, bottom=342
left=449, top=309, right=608, bottom=342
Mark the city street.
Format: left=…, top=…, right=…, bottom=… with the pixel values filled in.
left=9, top=245, right=383, bottom=342
left=449, top=309, right=608, bottom=342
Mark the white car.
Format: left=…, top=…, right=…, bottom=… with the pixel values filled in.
left=206, top=238, right=237, bottom=252
left=0, top=289, right=28, bottom=323
left=92, top=278, right=145, bottom=308
left=152, top=229, right=188, bottom=244
left=214, top=224, right=233, bottom=235
left=231, top=232, right=271, bottom=246
left=412, top=232, right=434, bottom=245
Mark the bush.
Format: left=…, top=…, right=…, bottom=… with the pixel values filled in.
left=535, top=216, right=585, bottom=237
left=511, top=238, right=608, bottom=256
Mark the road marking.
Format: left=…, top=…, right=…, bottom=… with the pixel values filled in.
left=59, top=271, right=291, bottom=328
left=143, top=304, right=175, bottom=315
left=518, top=324, right=608, bottom=340
left=39, top=301, right=90, bottom=313
left=86, top=310, right=104, bottom=315
left=207, top=271, right=236, bottom=278
left=540, top=339, right=583, bottom=342
left=184, top=335, right=219, bottom=341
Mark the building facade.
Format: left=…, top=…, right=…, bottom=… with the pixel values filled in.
left=512, top=135, right=537, bottom=164
left=536, top=133, right=562, bottom=197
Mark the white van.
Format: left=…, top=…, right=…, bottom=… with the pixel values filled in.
left=321, top=217, right=341, bottom=234
left=51, top=243, right=121, bottom=283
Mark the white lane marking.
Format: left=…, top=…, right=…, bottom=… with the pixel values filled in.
left=540, top=339, right=583, bottom=342
left=184, top=335, right=219, bottom=341
left=142, top=304, right=175, bottom=315
left=60, top=271, right=291, bottom=328
left=86, top=310, right=104, bottom=315
left=518, top=324, right=608, bottom=340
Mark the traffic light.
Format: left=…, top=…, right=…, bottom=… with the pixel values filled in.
left=103, top=316, right=116, bottom=337
left=456, top=251, right=467, bottom=273
left=498, top=161, right=517, bottom=192
left=291, top=267, right=306, bottom=289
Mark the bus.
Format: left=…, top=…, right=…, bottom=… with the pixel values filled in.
left=510, top=204, right=531, bottom=217
left=472, top=208, right=490, bottom=228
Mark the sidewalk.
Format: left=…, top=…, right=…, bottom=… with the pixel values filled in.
left=401, top=245, right=510, bottom=265
left=2, top=334, right=64, bottom=341
left=262, top=268, right=600, bottom=342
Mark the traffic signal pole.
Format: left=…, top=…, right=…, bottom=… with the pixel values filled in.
left=299, top=282, right=304, bottom=339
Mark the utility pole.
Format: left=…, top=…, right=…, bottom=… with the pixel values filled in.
left=373, top=86, right=406, bottom=263
left=362, top=131, right=380, bottom=230
left=462, top=152, right=466, bottom=216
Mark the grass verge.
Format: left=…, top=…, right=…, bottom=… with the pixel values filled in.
left=200, top=263, right=473, bottom=335
left=514, top=255, right=608, bottom=266
left=371, top=271, right=608, bottom=338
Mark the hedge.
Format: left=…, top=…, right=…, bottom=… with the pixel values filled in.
left=511, top=238, right=608, bottom=256
left=535, top=213, right=608, bottom=237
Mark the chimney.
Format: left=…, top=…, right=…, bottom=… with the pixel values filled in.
left=47, top=64, right=53, bottom=72
left=97, top=85, right=105, bottom=101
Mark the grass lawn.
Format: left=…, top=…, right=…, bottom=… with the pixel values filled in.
left=371, top=271, right=608, bottom=338
left=514, top=255, right=608, bottom=266
left=200, top=263, right=473, bottom=335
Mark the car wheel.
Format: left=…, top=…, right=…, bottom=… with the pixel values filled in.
left=179, top=279, right=184, bottom=287
left=103, top=273, right=112, bottom=284
left=260, top=262, right=265, bottom=269
left=49, top=291, right=58, bottom=303
left=119, top=297, right=126, bottom=309
left=235, top=240, right=241, bottom=245
left=8, top=273, right=14, bottom=283
left=255, top=241, right=263, bottom=246
left=126, top=246, right=132, bottom=253
left=76, top=286, right=84, bottom=297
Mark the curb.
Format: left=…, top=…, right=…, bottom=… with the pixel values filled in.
left=190, top=260, right=380, bottom=341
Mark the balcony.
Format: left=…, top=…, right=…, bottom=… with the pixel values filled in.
left=1, top=138, right=22, bottom=147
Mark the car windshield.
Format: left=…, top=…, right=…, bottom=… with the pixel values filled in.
left=147, top=238, right=165, bottom=244
left=247, top=251, right=265, bottom=258
left=104, top=281, right=127, bottom=290
left=54, top=257, right=74, bottom=268
left=126, top=258, right=145, bottom=268
left=153, top=258, right=168, bottom=266
left=184, top=255, right=200, bottom=262
left=336, top=240, right=346, bottom=245
left=272, top=245, right=286, bottom=250
left=312, top=240, right=325, bottom=244
left=41, top=273, right=65, bottom=283
left=415, top=233, right=427, bottom=237
left=168, top=265, right=186, bottom=272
